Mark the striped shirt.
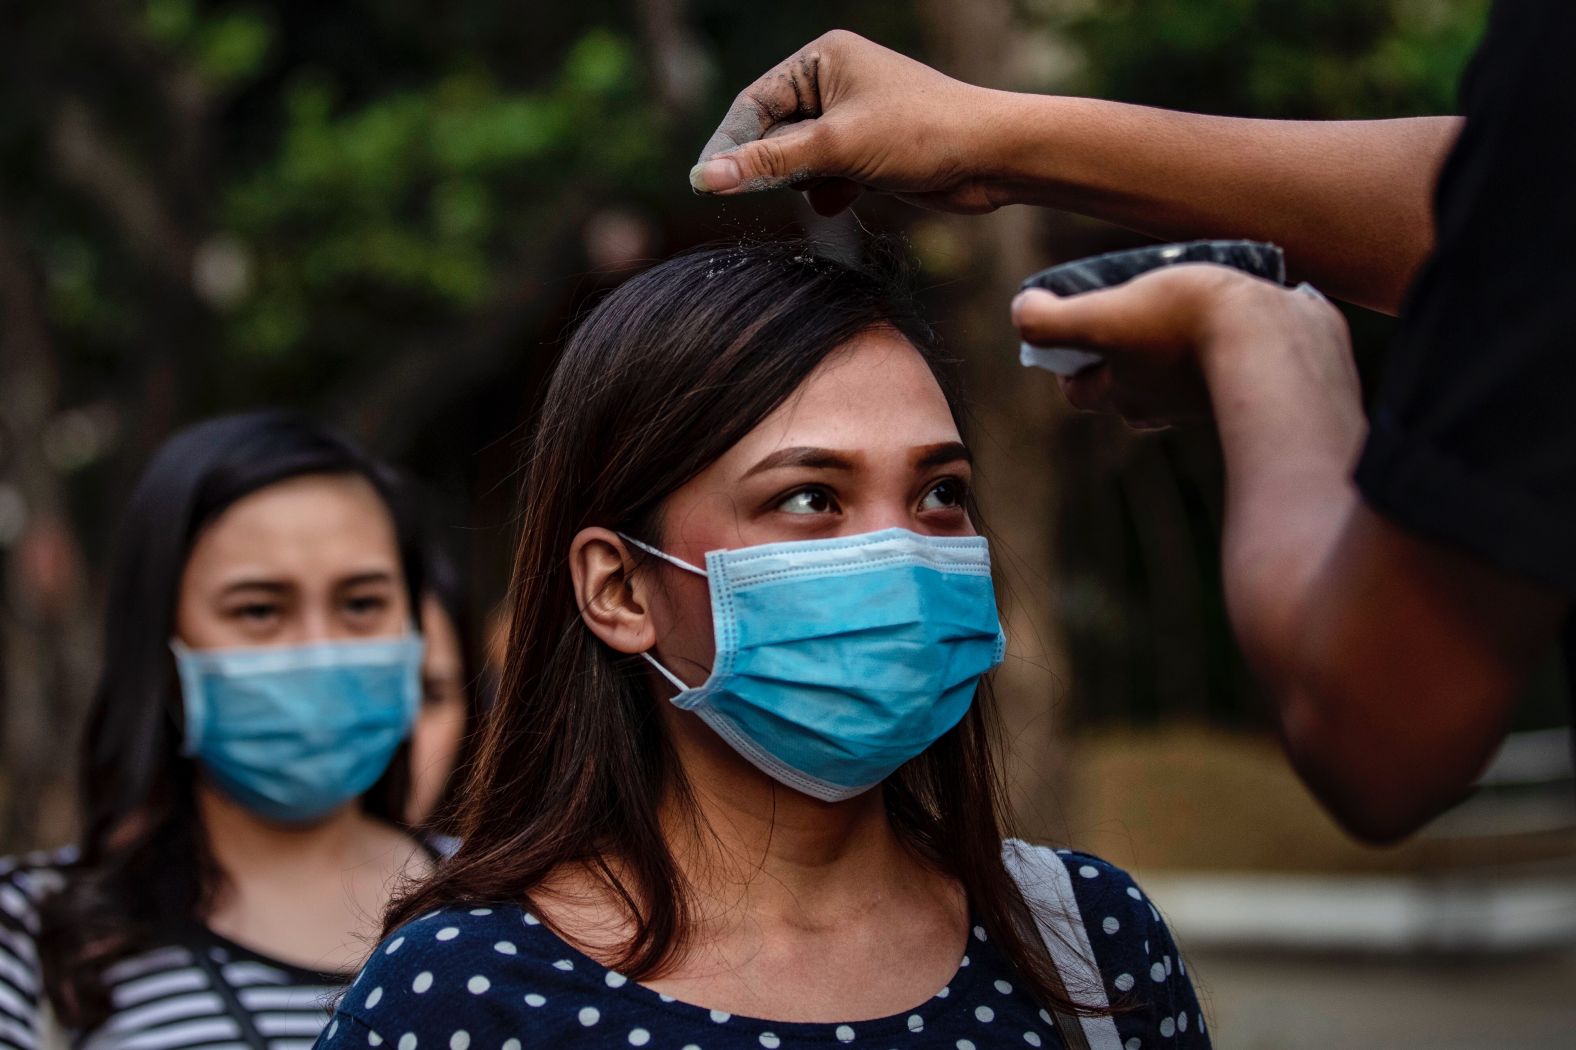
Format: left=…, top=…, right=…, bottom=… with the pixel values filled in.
left=1, top=853, right=347, bottom=1050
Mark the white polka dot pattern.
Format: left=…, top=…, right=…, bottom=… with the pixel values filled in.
left=311, top=848, right=1208, bottom=1050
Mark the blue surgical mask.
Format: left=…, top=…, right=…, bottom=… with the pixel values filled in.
left=171, top=635, right=424, bottom=823
left=621, top=528, right=1006, bottom=802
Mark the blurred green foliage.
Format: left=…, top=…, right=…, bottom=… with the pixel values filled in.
left=225, top=30, right=656, bottom=358
left=1061, top=0, right=1492, bottom=117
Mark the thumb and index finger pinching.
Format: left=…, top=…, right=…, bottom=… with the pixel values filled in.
left=690, top=49, right=828, bottom=195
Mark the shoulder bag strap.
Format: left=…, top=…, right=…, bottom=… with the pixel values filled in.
left=188, top=941, right=270, bottom=1050
left=1002, top=840, right=1125, bottom=1050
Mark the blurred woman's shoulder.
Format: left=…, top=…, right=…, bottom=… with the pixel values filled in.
left=1, top=847, right=75, bottom=936
left=0, top=850, right=76, bottom=1050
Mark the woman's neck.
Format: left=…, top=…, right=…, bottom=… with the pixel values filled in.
left=196, top=783, right=428, bottom=973
left=658, top=734, right=937, bottom=933
left=612, top=728, right=968, bottom=1019
left=198, top=785, right=371, bottom=874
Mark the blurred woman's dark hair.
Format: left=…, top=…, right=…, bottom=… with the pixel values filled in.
left=37, top=410, right=424, bottom=1027
left=412, top=530, right=490, bottom=833
left=383, top=240, right=1085, bottom=1015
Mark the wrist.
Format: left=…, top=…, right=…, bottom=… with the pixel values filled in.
left=965, top=89, right=1070, bottom=207
left=1200, top=289, right=1369, bottom=472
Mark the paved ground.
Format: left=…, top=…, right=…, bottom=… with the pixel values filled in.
left=1189, top=947, right=1576, bottom=1049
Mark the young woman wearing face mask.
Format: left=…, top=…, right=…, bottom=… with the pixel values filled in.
left=0, top=412, right=440, bottom=1050
left=313, top=243, right=1207, bottom=1050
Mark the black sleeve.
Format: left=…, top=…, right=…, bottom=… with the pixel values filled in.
left=1355, top=0, right=1576, bottom=595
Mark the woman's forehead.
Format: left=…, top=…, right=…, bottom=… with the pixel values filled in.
left=186, top=474, right=400, bottom=579
left=723, top=332, right=960, bottom=467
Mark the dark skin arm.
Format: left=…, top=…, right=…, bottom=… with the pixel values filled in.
left=692, top=30, right=1459, bottom=315
left=1010, top=270, right=1566, bottom=842
left=700, top=30, right=1561, bottom=840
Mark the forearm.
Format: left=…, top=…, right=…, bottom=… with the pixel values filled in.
left=981, top=93, right=1459, bottom=314
left=1200, top=313, right=1413, bottom=836
left=1203, top=321, right=1550, bottom=841
left=1204, top=316, right=1369, bottom=696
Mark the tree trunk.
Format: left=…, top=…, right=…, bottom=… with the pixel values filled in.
left=0, top=215, right=93, bottom=852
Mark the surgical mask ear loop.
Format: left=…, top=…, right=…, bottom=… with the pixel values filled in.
left=617, top=533, right=708, bottom=577
left=616, top=533, right=706, bottom=694
left=638, top=651, right=692, bottom=695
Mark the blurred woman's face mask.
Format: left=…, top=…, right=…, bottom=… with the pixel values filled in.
left=622, top=527, right=1006, bottom=802
left=172, top=635, right=424, bottom=823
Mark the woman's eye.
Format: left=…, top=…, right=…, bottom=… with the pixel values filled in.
left=234, top=603, right=280, bottom=624
left=776, top=487, right=838, bottom=515
left=344, top=594, right=391, bottom=618
left=920, top=478, right=967, bottom=511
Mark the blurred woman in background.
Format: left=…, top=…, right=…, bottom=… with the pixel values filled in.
left=0, top=411, right=440, bottom=1050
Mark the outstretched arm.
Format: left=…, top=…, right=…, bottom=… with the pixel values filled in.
left=1010, top=271, right=1566, bottom=842
left=695, top=31, right=1458, bottom=314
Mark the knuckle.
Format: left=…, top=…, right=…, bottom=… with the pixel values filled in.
left=750, top=137, right=791, bottom=177
left=807, top=117, right=839, bottom=156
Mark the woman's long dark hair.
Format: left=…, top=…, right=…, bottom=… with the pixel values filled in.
left=38, top=410, right=424, bottom=1027
left=384, top=241, right=1085, bottom=1014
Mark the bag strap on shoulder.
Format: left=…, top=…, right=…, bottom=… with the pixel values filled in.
left=1002, top=839, right=1125, bottom=1050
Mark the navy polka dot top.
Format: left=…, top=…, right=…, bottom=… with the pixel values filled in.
left=314, top=848, right=1207, bottom=1050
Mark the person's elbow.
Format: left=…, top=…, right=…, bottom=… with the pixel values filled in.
left=1275, top=660, right=1504, bottom=845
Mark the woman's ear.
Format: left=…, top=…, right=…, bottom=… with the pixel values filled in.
left=569, top=527, right=657, bottom=655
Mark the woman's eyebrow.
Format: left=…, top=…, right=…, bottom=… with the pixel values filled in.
left=741, top=446, right=860, bottom=478
left=337, top=570, right=399, bottom=589
left=218, top=579, right=290, bottom=598
left=914, top=441, right=972, bottom=471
